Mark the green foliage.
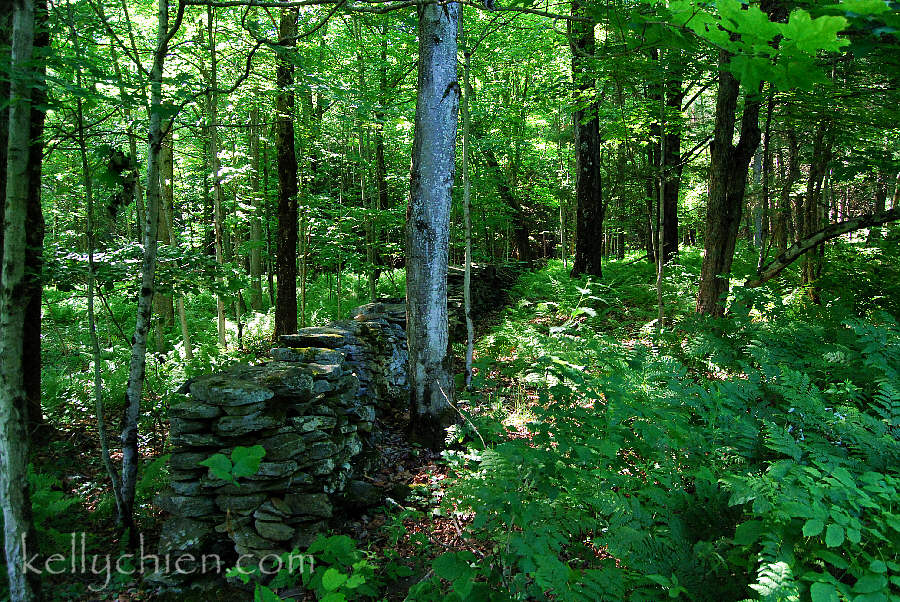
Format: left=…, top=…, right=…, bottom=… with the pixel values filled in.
left=27, top=465, right=82, bottom=548
left=199, top=445, right=266, bottom=485
left=230, top=533, right=413, bottom=601
left=434, top=258, right=900, bottom=601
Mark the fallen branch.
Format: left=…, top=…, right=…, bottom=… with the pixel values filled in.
left=744, top=206, right=900, bottom=288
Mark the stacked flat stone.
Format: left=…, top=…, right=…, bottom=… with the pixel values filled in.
left=154, top=302, right=410, bottom=586
left=156, top=357, right=363, bottom=569
left=153, top=272, right=519, bottom=589
left=446, top=264, right=521, bottom=338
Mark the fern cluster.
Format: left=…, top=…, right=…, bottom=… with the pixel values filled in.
left=433, top=259, right=900, bottom=601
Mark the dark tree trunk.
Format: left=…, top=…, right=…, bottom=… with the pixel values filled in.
left=0, top=8, right=8, bottom=269
left=406, top=0, right=459, bottom=450
left=801, top=120, right=832, bottom=300
left=696, top=51, right=763, bottom=316
left=662, top=74, right=684, bottom=263
left=0, top=6, right=42, bottom=435
left=775, top=129, right=800, bottom=252
left=274, top=8, right=299, bottom=338
left=569, top=1, right=603, bottom=277
left=23, top=0, right=47, bottom=440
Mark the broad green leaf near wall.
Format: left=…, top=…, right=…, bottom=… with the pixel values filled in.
left=199, top=445, right=266, bottom=484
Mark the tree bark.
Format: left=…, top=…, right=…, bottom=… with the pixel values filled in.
left=461, top=37, right=475, bottom=389
left=207, top=7, right=227, bottom=347
left=249, top=104, right=264, bottom=310
left=695, top=52, right=763, bottom=316
left=800, top=120, right=832, bottom=300
left=0, top=1, right=42, bottom=598
left=868, top=174, right=888, bottom=243
left=154, top=125, right=175, bottom=352
left=274, top=8, right=299, bottom=338
left=24, top=0, right=46, bottom=440
left=406, top=0, right=459, bottom=450
left=569, top=0, right=603, bottom=277
left=120, top=0, right=178, bottom=541
left=757, top=88, right=774, bottom=270
left=775, top=128, right=799, bottom=253
left=661, top=67, right=683, bottom=263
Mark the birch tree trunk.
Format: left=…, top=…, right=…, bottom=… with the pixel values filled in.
left=207, top=6, right=227, bottom=347
left=407, top=0, right=460, bottom=449
left=0, top=1, right=42, bottom=598
left=120, top=0, right=177, bottom=540
left=66, top=0, right=125, bottom=522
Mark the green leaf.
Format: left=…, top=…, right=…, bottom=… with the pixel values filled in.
left=825, top=524, right=845, bottom=548
left=734, top=520, right=765, bottom=545
left=231, top=445, right=266, bottom=480
left=779, top=10, right=850, bottom=54
left=433, top=552, right=470, bottom=581
left=853, top=574, right=887, bottom=593
left=199, top=453, right=233, bottom=483
left=254, top=584, right=283, bottom=602
left=803, top=519, right=825, bottom=537
left=810, top=582, right=839, bottom=602
left=870, top=559, right=887, bottom=573
left=321, top=567, right=348, bottom=591
left=825, top=0, right=890, bottom=16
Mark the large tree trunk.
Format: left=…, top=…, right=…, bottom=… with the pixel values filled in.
left=0, top=2, right=42, bottom=599
left=569, top=1, right=603, bottom=277
left=274, top=8, right=299, bottom=338
left=406, top=0, right=459, bottom=450
left=461, top=39, right=475, bottom=389
left=775, top=128, right=800, bottom=253
left=695, top=51, right=763, bottom=316
left=2, top=1, right=47, bottom=443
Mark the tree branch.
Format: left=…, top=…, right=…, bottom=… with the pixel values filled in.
left=744, top=207, right=900, bottom=288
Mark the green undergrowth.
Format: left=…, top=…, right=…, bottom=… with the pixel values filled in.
left=430, top=239, right=900, bottom=601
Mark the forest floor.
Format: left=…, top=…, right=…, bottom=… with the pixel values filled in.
left=19, top=234, right=900, bottom=600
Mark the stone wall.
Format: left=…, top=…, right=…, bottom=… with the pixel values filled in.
left=153, top=265, right=520, bottom=584
left=154, top=300, right=408, bottom=580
